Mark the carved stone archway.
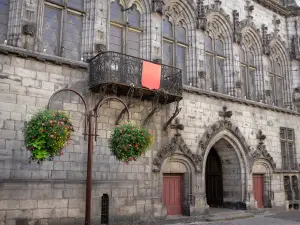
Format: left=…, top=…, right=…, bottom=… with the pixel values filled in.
left=153, top=135, right=203, bottom=173
left=197, top=120, right=251, bottom=158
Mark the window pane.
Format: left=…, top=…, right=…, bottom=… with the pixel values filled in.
left=111, top=0, right=123, bottom=22
left=163, top=41, right=173, bottom=66
left=281, top=141, right=287, bottom=169
left=163, top=20, right=173, bottom=38
left=276, top=77, right=284, bottom=107
left=248, top=68, right=256, bottom=100
left=0, top=0, right=9, bottom=44
left=109, top=25, right=122, bottom=53
left=215, top=39, right=223, bottom=55
left=247, top=52, right=254, bottom=65
left=127, top=30, right=140, bottom=57
left=176, top=24, right=186, bottom=43
left=64, top=12, right=82, bottom=60
left=270, top=75, right=275, bottom=105
left=43, top=6, right=62, bottom=56
left=239, top=48, right=245, bottom=63
left=128, top=5, right=140, bottom=28
left=67, top=0, right=84, bottom=10
left=205, top=54, right=214, bottom=90
left=240, top=65, right=247, bottom=97
left=176, top=45, right=186, bottom=84
left=205, top=35, right=212, bottom=51
left=216, top=58, right=225, bottom=93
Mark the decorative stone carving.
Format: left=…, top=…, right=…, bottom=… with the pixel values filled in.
left=265, top=89, right=271, bottom=97
left=273, top=15, right=281, bottom=36
left=170, top=118, right=184, bottom=136
left=249, top=130, right=276, bottom=171
left=293, top=87, right=300, bottom=112
left=22, top=24, right=37, bottom=37
left=196, top=0, right=206, bottom=30
left=152, top=0, right=164, bottom=15
left=152, top=135, right=203, bottom=173
left=153, top=58, right=162, bottom=64
left=291, top=20, right=300, bottom=60
left=198, top=120, right=251, bottom=160
left=236, top=81, right=242, bottom=89
left=244, top=0, right=254, bottom=21
left=262, top=24, right=270, bottom=55
left=233, top=10, right=241, bottom=43
left=198, top=71, right=206, bottom=79
left=219, top=106, right=232, bottom=121
left=95, top=44, right=107, bottom=53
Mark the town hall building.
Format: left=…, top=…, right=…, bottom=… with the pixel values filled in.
left=0, top=0, right=300, bottom=224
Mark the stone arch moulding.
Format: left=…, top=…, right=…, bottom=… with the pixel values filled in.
left=198, top=120, right=251, bottom=159
left=152, top=135, right=203, bottom=173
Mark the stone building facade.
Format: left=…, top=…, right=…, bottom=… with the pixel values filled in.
left=1, top=0, right=300, bottom=224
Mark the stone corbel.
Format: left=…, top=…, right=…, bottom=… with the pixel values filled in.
left=152, top=0, right=164, bottom=15
left=22, top=24, right=37, bottom=37
left=95, top=44, right=107, bottom=53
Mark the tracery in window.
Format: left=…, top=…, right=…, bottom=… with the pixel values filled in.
left=239, top=47, right=256, bottom=100
left=0, top=0, right=9, bottom=44
left=109, top=0, right=141, bottom=58
left=205, top=35, right=225, bottom=93
left=42, top=0, right=84, bottom=60
left=269, top=58, right=284, bottom=107
left=162, top=19, right=188, bottom=84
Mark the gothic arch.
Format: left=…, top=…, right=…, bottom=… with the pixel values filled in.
left=197, top=120, right=251, bottom=158
left=250, top=144, right=276, bottom=172
left=152, top=135, right=203, bottom=173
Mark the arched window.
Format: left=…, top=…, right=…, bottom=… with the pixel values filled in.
left=109, top=0, right=141, bottom=58
left=163, top=19, right=188, bottom=84
left=239, top=48, right=256, bottom=100
left=205, top=35, right=225, bottom=93
left=42, top=0, right=84, bottom=60
left=0, top=0, right=9, bottom=44
left=269, top=58, right=284, bottom=107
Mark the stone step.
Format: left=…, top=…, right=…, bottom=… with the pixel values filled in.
left=205, top=212, right=255, bottom=222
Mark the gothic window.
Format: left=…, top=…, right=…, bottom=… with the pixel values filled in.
left=162, top=19, right=188, bottom=84
left=42, top=0, right=84, bottom=60
left=205, top=35, right=225, bottom=93
left=239, top=48, right=256, bottom=100
left=280, top=127, right=296, bottom=170
left=109, top=0, right=142, bottom=58
left=0, top=0, right=9, bottom=44
left=269, top=59, right=284, bottom=107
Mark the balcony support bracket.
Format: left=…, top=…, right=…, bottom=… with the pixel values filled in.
left=163, top=100, right=182, bottom=131
left=143, top=93, right=167, bottom=126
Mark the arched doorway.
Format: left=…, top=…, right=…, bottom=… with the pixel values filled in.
left=205, top=148, right=223, bottom=207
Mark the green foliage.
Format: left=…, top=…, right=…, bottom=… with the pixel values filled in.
left=24, top=109, right=74, bottom=163
left=109, top=123, right=154, bottom=163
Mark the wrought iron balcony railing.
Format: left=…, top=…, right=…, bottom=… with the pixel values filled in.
left=89, top=51, right=182, bottom=103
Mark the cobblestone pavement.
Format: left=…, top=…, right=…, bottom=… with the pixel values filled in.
left=167, top=212, right=300, bottom=225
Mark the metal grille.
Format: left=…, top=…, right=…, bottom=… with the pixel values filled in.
left=263, top=174, right=272, bottom=208
left=284, top=176, right=293, bottom=201
left=101, top=194, right=109, bottom=224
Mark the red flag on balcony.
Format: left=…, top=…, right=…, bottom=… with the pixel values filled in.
left=141, top=61, right=161, bottom=90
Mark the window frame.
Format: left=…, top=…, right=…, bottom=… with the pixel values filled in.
left=162, top=18, right=188, bottom=83
left=239, top=47, right=257, bottom=100
left=109, top=1, right=143, bottom=56
left=205, top=34, right=226, bottom=93
left=43, top=0, right=85, bottom=59
left=269, top=59, right=284, bottom=107
left=280, top=127, right=297, bottom=170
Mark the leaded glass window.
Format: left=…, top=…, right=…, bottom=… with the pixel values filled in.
left=205, top=35, right=225, bottom=93
left=162, top=20, right=188, bottom=84
left=42, top=0, right=84, bottom=60
left=239, top=48, right=256, bottom=100
left=269, top=59, right=284, bottom=107
left=280, top=127, right=297, bottom=170
left=0, top=0, right=9, bottom=44
left=109, top=1, right=141, bottom=58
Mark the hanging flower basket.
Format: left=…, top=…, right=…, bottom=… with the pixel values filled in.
left=23, top=109, right=74, bottom=163
left=109, top=122, right=154, bottom=163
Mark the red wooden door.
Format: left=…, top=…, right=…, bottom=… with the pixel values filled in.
left=163, top=175, right=183, bottom=215
left=253, top=175, right=264, bottom=208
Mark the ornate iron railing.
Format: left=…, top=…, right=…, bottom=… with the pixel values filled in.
left=89, top=51, right=182, bottom=101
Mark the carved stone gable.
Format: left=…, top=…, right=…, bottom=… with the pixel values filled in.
left=153, top=136, right=203, bottom=173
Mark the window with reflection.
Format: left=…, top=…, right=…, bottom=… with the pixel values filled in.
left=42, top=0, right=84, bottom=60
left=205, top=35, right=225, bottom=93
left=269, top=58, right=284, bottom=107
left=239, top=48, right=256, bottom=100
left=109, top=0, right=141, bottom=58
left=0, top=0, right=9, bottom=44
left=162, top=19, right=188, bottom=84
